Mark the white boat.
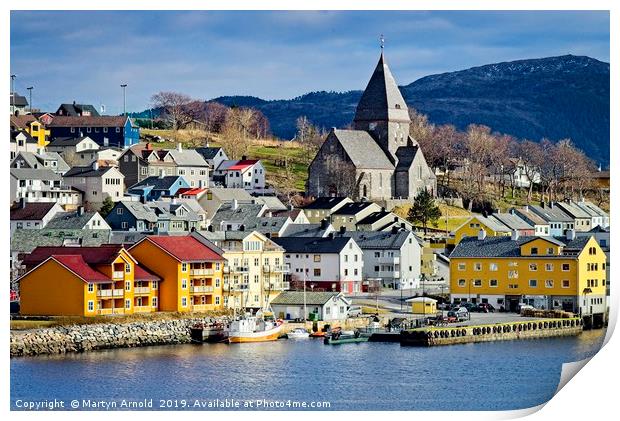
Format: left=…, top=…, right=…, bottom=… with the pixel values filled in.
left=286, top=328, right=310, bottom=339
left=228, top=316, right=283, bottom=343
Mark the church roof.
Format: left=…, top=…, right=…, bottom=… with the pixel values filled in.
left=353, top=52, right=410, bottom=123
left=332, top=129, right=394, bottom=170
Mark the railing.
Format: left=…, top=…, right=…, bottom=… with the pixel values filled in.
left=223, top=266, right=249, bottom=274
left=378, top=256, right=400, bottom=264
left=133, top=306, right=152, bottom=313
left=262, top=265, right=291, bottom=273
left=97, top=308, right=125, bottom=315
left=190, top=268, right=214, bottom=276
left=191, top=304, right=213, bottom=311
left=97, top=289, right=124, bottom=298
left=112, top=271, right=124, bottom=279
left=191, top=285, right=214, bottom=293
left=134, top=287, right=150, bottom=294
left=264, top=281, right=290, bottom=291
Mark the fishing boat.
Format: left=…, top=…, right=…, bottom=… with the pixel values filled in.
left=228, top=316, right=283, bottom=343
left=323, top=327, right=369, bottom=345
left=190, top=321, right=229, bottom=343
left=286, top=328, right=310, bottom=339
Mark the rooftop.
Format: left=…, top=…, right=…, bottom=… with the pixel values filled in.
left=272, top=236, right=353, bottom=254
left=303, top=197, right=350, bottom=210
left=10, top=202, right=58, bottom=221
left=135, top=235, right=224, bottom=262
left=270, top=291, right=343, bottom=306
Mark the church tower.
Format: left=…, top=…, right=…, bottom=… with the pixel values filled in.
left=352, top=47, right=411, bottom=160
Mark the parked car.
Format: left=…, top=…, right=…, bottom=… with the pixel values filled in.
left=447, top=309, right=469, bottom=322
left=518, top=303, right=535, bottom=314
left=476, top=303, right=496, bottom=313
left=347, top=305, right=363, bottom=317
left=455, top=302, right=476, bottom=311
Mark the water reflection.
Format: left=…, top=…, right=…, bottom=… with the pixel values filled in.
left=11, top=330, right=606, bottom=411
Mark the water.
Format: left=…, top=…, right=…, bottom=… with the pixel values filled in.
left=11, top=330, right=605, bottom=411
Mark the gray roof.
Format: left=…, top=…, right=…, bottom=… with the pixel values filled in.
left=281, top=223, right=333, bottom=238
left=47, top=136, right=91, bottom=147
left=11, top=151, right=70, bottom=173
left=303, top=197, right=350, bottom=210
left=116, top=201, right=158, bottom=223
left=11, top=93, right=28, bottom=107
left=208, top=188, right=254, bottom=203
left=489, top=213, right=534, bottom=231
left=11, top=229, right=111, bottom=254
left=246, top=216, right=290, bottom=234
left=528, top=204, right=573, bottom=223
left=166, top=148, right=210, bottom=167
left=332, top=129, right=394, bottom=169
left=11, top=130, right=36, bottom=143
left=510, top=207, right=548, bottom=226
left=108, top=231, right=147, bottom=245
left=272, top=236, right=353, bottom=254
left=341, top=230, right=412, bottom=250
left=10, top=168, right=62, bottom=181
left=333, top=202, right=377, bottom=216
left=64, top=165, right=116, bottom=178
left=555, top=201, right=591, bottom=219
left=148, top=201, right=200, bottom=222
left=577, top=202, right=609, bottom=218
left=353, top=52, right=411, bottom=123
left=128, top=175, right=184, bottom=191
left=450, top=235, right=586, bottom=259
left=254, top=195, right=287, bottom=211
left=271, top=291, right=343, bottom=306
left=46, top=211, right=99, bottom=230
left=211, top=202, right=265, bottom=226
left=196, top=147, right=225, bottom=160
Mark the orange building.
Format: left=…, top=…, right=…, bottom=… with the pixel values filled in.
left=129, top=234, right=226, bottom=312
left=19, top=245, right=160, bottom=316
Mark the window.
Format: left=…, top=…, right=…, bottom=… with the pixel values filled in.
left=374, top=265, right=380, bottom=272
left=547, top=248, right=554, bottom=255
left=152, top=281, right=158, bottom=289
left=125, top=299, right=131, bottom=309
left=458, top=279, right=466, bottom=287
left=474, top=263, right=482, bottom=271
left=125, top=263, right=131, bottom=273
left=152, top=297, right=158, bottom=307
left=88, top=301, right=94, bottom=311
left=545, top=263, right=553, bottom=271
left=344, top=255, right=348, bottom=262
left=88, top=283, right=94, bottom=292
left=489, top=263, right=498, bottom=271
left=254, top=275, right=259, bottom=283
left=182, top=279, right=187, bottom=289
left=529, top=263, right=537, bottom=271
left=473, top=279, right=482, bottom=287
left=545, top=280, right=554, bottom=288
left=354, top=269, right=358, bottom=276
left=562, top=280, right=570, bottom=288
left=344, top=269, right=348, bottom=276
left=508, top=270, right=518, bottom=279
left=562, top=263, right=570, bottom=271
left=531, top=247, right=538, bottom=255
left=215, top=278, right=220, bottom=287
left=314, top=268, right=321, bottom=276
left=121, top=222, right=128, bottom=229
left=325, top=307, right=331, bottom=315
left=181, top=297, right=187, bottom=307
left=117, top=208, right=124, bottom=215
left=529, top=280, right=537, bottom=288
left=489, top=279, right=498, bottom=287
left=125, top=281, right=131, bottom=291
left=215, top=296, right=220, bottom=305
left=181, top=263, right=188, bottom=272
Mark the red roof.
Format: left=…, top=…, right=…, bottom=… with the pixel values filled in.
left=23, top=245, right=126, bottom=268
left=141, top=236, right=224, bottom=262
left=134, top=265, right=161, bottom=281
left=228, top=160, right=259, bottom=171
left=52, top=255, right=110, bottom=283
left=178, top=187, right=205, bottom=196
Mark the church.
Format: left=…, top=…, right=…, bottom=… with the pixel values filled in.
left=307, top=49, right=437, bottom=203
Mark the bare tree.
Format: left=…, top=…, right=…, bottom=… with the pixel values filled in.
left=296, top=116, right=325, bottom=164
left=151, top=91, right=195, bottom=132
left=203, top=102, right=229, bottom=133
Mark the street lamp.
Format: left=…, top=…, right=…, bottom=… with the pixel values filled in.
left=120, top=84, right=127, bottom=116
left=27, top=86, right=33, bottom=113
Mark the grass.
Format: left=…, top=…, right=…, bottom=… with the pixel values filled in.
left=393, top=203, right=472, bottom=233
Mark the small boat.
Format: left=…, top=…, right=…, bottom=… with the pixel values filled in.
left=323, top=327, right=369, bottom=345
left=286, top=328, right=310, bottom=339
left=190, top=321, right=228, bottom=343
left=228, top=316, right=283, bottom=343
left=309, top=331, right=326, bottom=338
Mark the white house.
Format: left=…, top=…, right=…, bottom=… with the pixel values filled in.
left=270, top=291, right=351, bottom=321
left=10, top=201, right=63, bottom=236
left=10, top=131, right=39, bottom=160
left=62, top=162, right=125, bottom=210
left=214, top=159, right=266, bottom=192
left=343, top=230, right=421, bottom=290
left=273, top=235, right=364, bottom=295
left=11, top=151, right=70, bottom=174
left=577, top=201, right=609, bottom=229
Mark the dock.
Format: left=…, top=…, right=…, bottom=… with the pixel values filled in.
left=400, top=317, right=583, bottom=346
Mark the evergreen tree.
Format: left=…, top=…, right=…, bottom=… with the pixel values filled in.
left=99, top=196, right=115, bottom=218
left=407, top=189, right=441, bottom=234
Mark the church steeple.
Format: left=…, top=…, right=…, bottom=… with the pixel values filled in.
left=353, top=43, right=411, bottom=159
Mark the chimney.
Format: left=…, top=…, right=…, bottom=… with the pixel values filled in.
left=77, top=206, right=84, bottom=216
left=239, top=224, right=245, bottom=232
left=145, top=142, right=152, bottom=150
left=524, top=205, right=529, bottom=212
left=381, top=207, right=386, bottom=213
left=339, top=226, right=346, bottom=234
left=328, top=232, right=334, bottom=239
left=477, top=229, right=487, bottom=240
left=566, top=229, right=576, bottom=241
left=232, top=199, right=238, bottom=210
left=400, top=222, right=405, bottom=228
left=511, top=229, right=519, bottom=241
left=92, top=161, right=99, bottom=170
left=241, top=155, right=247, bottom=161
left=549, top=202, right=554, bottom=209
left=320, top=219, right=328, bottom=229
left=391, top=226, right=398, bottom=234
left=19, top=197, right=26, bottom=209
left=207, top=225, right=214, bottom=232
left=171, top=197, right=177, bottom=205
left=177, top=142, right=182, bottom=152
left=159, top=169, right=165, bottom=178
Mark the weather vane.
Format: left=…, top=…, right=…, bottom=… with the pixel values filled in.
left=380, top=34, right=385, bottom=49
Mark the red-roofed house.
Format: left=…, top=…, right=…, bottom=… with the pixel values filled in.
left=214, top=158, right=266, bottom=191
left=129, top=233, right=226, bottom=312
left=19, top=245, right=160, bottom=316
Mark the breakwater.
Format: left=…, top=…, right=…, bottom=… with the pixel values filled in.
left=10, top=317, right=217, bottom=357
left=400, top=317, right=583, bottom=346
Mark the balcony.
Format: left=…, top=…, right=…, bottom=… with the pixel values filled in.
left=134, top=287, right=150, bottom=294
left=223, top=266, right=249, bottom=274
left=97, top=289, right=124, bottom=298
left=378, top=256, right=400, bottom=264
left=263, top=281, right=291, bottom=291
left=190, top=268, right=214, bottom=276
left=133, top=306, right=152, bottom=313
left=262, top=265, right=291, bottom=274
left=191, top=304, right=214, bottom=312
left=112, top=271, right=125, bottom=279
left=97, top=308, right=125, bottom=315
left=191, top=285, right=214, bottom=293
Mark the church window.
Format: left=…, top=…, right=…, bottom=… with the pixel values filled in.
left=418, top=166, right=422, bottom=180
left=395, top=104, right=401, bottom=109
left=369, top=122, right=377, bottom=130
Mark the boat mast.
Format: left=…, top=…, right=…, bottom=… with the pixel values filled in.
left=303, top=246, right=307, bottom=321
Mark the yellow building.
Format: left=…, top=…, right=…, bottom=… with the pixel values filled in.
left=448, top=215, right=511, bottom=247
left=129, top=234, right=225, bottom=312
left=10, top=115, right=49, bottom=148
left=19, top=245, right=160, bottom=316
left=201, top=230, right=289, bottom=312
left=449, top=231, right=607, bottom=321
left=407, top=297, right=437, bottom=315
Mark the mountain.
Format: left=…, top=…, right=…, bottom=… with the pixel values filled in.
left=139, top=55, right=610, bottom=165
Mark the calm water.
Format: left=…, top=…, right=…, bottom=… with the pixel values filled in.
left=11, top=330, right=605, bottom=411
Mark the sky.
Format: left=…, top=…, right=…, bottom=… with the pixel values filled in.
left=10, top=10, right=610, bottom=115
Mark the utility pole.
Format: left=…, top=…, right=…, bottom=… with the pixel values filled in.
left=27, top=86, right=33, bottom=113
left=120, top=84, right=127, bottom=116
left=10, top=74, right=16, bottom=112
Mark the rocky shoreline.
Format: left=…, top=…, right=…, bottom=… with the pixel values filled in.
left=10, top=317, right=216, bottom=357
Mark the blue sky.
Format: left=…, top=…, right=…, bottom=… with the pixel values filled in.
left=10, top=10, right=609, bottom=115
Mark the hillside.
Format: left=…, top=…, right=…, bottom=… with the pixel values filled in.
left=210, top=55, right=609, bottom=165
